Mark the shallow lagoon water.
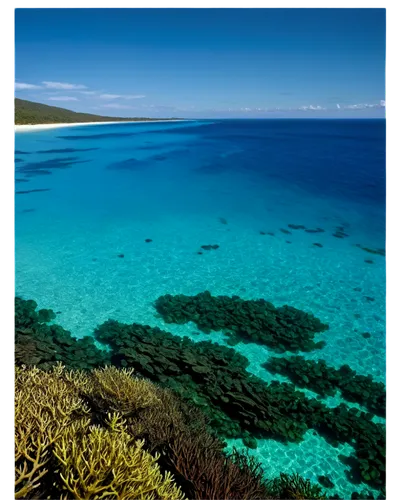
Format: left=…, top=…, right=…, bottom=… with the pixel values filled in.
left=15, top=119, right=385, bottom=498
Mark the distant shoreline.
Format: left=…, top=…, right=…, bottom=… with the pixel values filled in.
left=15, top=119, right=186, bottom=133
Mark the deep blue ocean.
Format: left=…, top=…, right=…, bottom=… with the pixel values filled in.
left=15, top=119, right=386, bottom=497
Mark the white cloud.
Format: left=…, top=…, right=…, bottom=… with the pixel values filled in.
left=15, top=82, right=41, bottom=90
left=340, top=102, right=385, bottom=110
left=42, top=81, right=87, bottom=90
left=346, top=104, right=370, bottom=109
left=48, top=96, right=79, bottom=101
left=234, top=105, right=326, bottom=113
left=337, top=104, right=341, bottom=109
left=101, top=103, right=133, bottom=109
left=79, top=90, right=98, bottom=95
left=99, top=93, right=145, bottom=100
left=298, top=105, right=326, bottom=111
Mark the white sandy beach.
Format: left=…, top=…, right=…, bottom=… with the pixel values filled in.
left=15, top=119, right=185, bottom=133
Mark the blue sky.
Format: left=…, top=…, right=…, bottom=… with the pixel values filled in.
left=15, top=9, right=386, bottom=118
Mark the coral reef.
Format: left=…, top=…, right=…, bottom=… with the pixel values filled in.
left=15, top=297, right=385, bottom=491
left=16, top=364, right=298, bottom=500
left=55, top=416, right=185, bottom=500
left=265, top=356, right=385, bottom=417
left=15, top=297, right=110, bottom=370
left=15, top=365, right=186, bottom=500
left=94, top=319, right=385, bottom=488
left=15, top=364, right=90, bottom=499
left=154, top=291, right=329, bottom=353
left=266, top=473, right=326, bottom=499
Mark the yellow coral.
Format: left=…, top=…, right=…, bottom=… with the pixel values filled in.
left=90, top=365, right=161, bottom=414
left=64, top=366, right=94, bottom=392
left=54, top=413, right=185, bottom=500
left=15, top=364, right=185, bottom=499
left=15, top=364, right=90, bottom=499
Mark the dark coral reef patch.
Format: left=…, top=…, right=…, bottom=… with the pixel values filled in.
left=15, top=156, right=91, bottom=178
left=355, top=244, right=385, bottom=257
left=265, top=356, right=385, bottom=418
left=154, top=291, right=329, bottom=353
left=16, top=188, right=51, bottom=195
left=15, top=297, right=110, bottom=370
left=200, top=244, right=219, bottom=251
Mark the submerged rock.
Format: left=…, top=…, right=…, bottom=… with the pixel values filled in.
left=242, top=436, right=258, bottom=449
left=201, top=244, right=219, bottom=251
left=318, top=475, right=334, bottom=489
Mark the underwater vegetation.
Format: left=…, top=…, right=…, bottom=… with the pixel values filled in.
left=13, top=294, right=387, bottom=500
left=154, top=291, right=329, bottom=353
left=265, top=356, right=386, bottom=417
left=15, top=297, right=110, bottom=370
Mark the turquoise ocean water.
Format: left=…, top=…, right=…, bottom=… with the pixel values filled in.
left=15, top=119, right=385, bottom=498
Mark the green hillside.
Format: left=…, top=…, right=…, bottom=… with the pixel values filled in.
left=15, top=98, right=178, bottom=125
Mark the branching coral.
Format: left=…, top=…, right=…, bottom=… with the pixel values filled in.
left=167, top=432, right=270, bottom=500
left=266, top=472, right=326, bottom=499
left=15, top=365, right=185, bottom=500
left=15, top=362, right=329, bottom=500
left=125, top=386, right=210, bottom=452
left=15, top=364, right=90, bottom=498
left=54, top=413, right=185, bottom=500
left=89, top=365, right=162, bottom=415
left=124, top=388, right=270, bottom=500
